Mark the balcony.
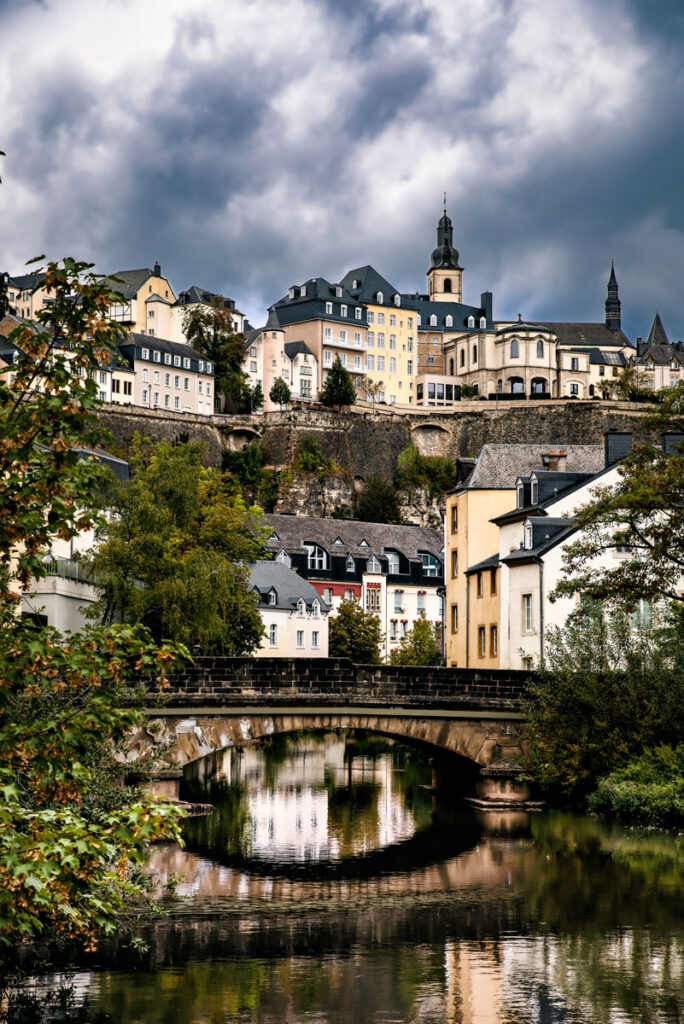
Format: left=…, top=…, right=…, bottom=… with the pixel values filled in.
left=43, top=557, right=94, bottom=582
left=323, top=334, right=365, bottom=351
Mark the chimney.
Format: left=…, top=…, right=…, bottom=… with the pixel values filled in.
left=661, top=432, right=684, bottom=456
left=604, top=429, right=632, bottom=467
left=546, top=449, right=567, bottom=472
left=153, top=261, right=161, bottom=277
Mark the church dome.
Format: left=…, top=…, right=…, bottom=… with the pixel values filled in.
left=430, top=209, right=461, bottom=269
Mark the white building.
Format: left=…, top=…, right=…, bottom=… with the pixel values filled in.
left=249, top=560, right=329, bottom=657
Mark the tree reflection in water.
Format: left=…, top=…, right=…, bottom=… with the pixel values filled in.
left=17, top=732, right=683, bottom=1024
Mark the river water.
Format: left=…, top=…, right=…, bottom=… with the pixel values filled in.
left=58, top=733, right=684, bottom=1022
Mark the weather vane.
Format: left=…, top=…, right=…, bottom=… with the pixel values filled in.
left=443, top=191, right=447, bottom=212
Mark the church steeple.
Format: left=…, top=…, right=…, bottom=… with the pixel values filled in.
left=605, top=260, right=621, bottom=331
left=428, top=200, right=463, bottom=302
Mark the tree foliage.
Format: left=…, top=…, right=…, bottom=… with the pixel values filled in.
left=222, top=441, right=280, bottom=511
left=389, top=614, right=440, bottom=665
left=182, top=299, right=246, bottom=411
left=522, top=602, right=684, bottom=799
left=319, top=357, right=356, bottom=410
left=269, top=377, right=291, bottom=409
left=354, top=477, right=403, bottom=524
left=87, top=439, right=267, bottom=653
left=395, top=445, right=459, bottom=498
left=0, top=259, right=186, bottom=951
left=329, top=598, right=383, bottom=664
left=554, top=384, right=684, bottom=608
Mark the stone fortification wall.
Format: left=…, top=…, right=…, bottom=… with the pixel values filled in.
left=97, top=401, right=654, bottom=477
left=159, top=656, right=528, bottom=709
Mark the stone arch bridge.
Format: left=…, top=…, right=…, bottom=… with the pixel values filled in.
left=131, top=658, right=533, bottom=806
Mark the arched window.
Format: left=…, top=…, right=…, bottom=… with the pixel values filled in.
left=531, top=377, right=547, bottom=395
left=445, top=315, right=453, bottom=327
left=509, top=376, right=524, bottom=394
left=511, top=339, right=519, bottom=358
left=467, top=315, right=475, bottom=328
left=460, top=349, right=465, bottom=367
left=479, top=316, right=486, bottom=329
left=305, top=544, right=327, bottom=570
left=444, top=278, right=452, bottom=293
left=472, top=344, right=477, bottom=363
left=393, top=294, right=400, bottom=306
left=449, top=358, right=455, bottom=375
left=497, top=378, right=502, bottom=393
left=536, top=339, right=544, bottom=358
left=377, top=291, right=384, bottom=304
left=429, top=314, right=437, bottom=326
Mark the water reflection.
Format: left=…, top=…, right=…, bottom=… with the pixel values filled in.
left=68, top=733, right=684, bottom=1023
left=180, top=732, right=434, bottom=864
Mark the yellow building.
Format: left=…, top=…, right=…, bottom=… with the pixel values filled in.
left=105, top=262, right=176, bottom=335
left=340, top=267, right=416, bottom=406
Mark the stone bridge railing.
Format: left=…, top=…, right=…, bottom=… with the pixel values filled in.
left=155, top=657, right=530, bottom=710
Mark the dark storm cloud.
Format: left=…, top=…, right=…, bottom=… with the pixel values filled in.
left=2, top=0, right=684, bottom=341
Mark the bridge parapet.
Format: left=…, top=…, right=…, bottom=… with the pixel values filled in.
left=158, top=657, right=529, bottom=710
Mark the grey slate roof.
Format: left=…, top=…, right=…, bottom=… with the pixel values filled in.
left=263, top=514, right=443, bottom=560
left=284, top=340, right=315, bottom=360
left=536, top=322, right=633, bottom=349
left=463, top=444, right=605, bottom=491
left=146, top=293, right=171, bottom=305
left=248, top=560, right=329, bottom=612
left=120, top=331, right=213, bottom=372
left=646, top=313, right=669, bottom=347
left=465, top=552, right=500, bottom=575
left=338, top=265, right=399, bottom=305
left=496, top=321, right=548, bottom=335
left=9, top=272, right=46, bottom=292
left=502, top=517, right=576, bottom=563
left=399, top=294, right=485, bottom=331
left=173, top=286, right=239, bottom=313
left=103, top=268, right=156, bottom=300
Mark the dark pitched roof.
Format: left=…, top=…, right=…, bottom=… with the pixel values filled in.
left=502, top=517, right=576, bottom=564
left=637, top=343, right=684, bottom=367
left=248, top=561, right=329, bottom=612
left=338, top=265, right=399, bottom=305
left=398, top=294, right=485, bottom=331
left=463, top=444, right=604, bottom=490
left=120, top=332, right=213, bottom=371
left=9, top=272, right=46, bottom=292
left=646, top=313, right=669, bottom=347
left=173, top=286, right=239, bottom=313
left=465, top=552, right=499, bottom=575
left=284, top=340, right=315, bottom=360
left=263, top=514, right=443, bottom=561
left=272, top=278, right=364, bottom=327
left=496, top=320, right=549, bottom=335
left=146, top=293, right=172, bottom=305
left=536, top=322, right=633, bottom=349
left=103, top=268, right=155, bottom=300
left=588, top=347, right=626, bottom=366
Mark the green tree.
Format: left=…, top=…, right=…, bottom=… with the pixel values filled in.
left=354, top=477, right=403, bottom=524
left=319, top=357, right=356, bottom=410
left=389, top=614, right=441, bottom=665
left=522, top=602, right=684, bottom=799
left=269, top=376, right=291, bottom=409
left=182, top=299, right=247, bottom=411
left=87, top=440, right=267, bottom=653
left=0, top=258, right=185, bottom=950
left=554, top=384, right=684, bottom=609
left=250, top=381, right=264, bottom=412
left=329, top=598, right=383, bottom=664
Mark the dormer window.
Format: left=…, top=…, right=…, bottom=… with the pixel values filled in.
left=355, top=307, right=362, bottom=320
left=346, top=554, right=355, bottom=572
left=341, top=304, right=347, bottom=318
left=352, top=280, right=359, bottom=289
left=333, top=537, right=344, bottom=546
left=377, top=291, right=384, bottom=304
left=275, top=548, right=291, bottom=567
left=268, top=590, right=277, bottom=605
left=420, top=552, right=440, bottom=577
left=325, top=302, right=333, bottom=315
left=530, top=477, right=538, bottom=504
left=300, top=285, right=307, bottom=297
left=335, top=286, right=342, bottom=297
left=516, top=481, right=524, bottom=508
left=394, top=294, right=400, bottom=306
left=386, top=551, right=400, bottom=574
left=311, top=600, right=320, bottom=618
left=480, top=316, right=486, bottom=329
left=304, top=544, right=327, bottom=570
left=359, top=539, right=369, bottom=547
left=429, top=314, right=437, bottom=326
left=467, top=315, right=475, bottom=329
left=445, top=315, right=453, bottom=327
left=297, top=598, right=306, bottom=617
left=524, top=523, right=533, bottom=549
left=268, top=532, right=279, bottom=542
left=366, top=555, right=382, bottom=573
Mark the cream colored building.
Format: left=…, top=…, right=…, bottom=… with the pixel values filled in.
left=244, top=312, right=319, bottom=409
left=249, top=561, right=329, bottom=657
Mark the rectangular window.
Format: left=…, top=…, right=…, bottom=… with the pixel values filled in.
left=164, top=353, right=172, bottom=365
left=571, top=357, right=579, bottom=371
left=389, top=315, right=396, bottom=326
left=324, top=588, right=333, bottom=605
left=174, top=396, right=180, bottom=409
left=99, top=371, right=106, bottom=383
left=174, top=375, right=180, bottom=388
left=367, top=331, right=374, bottom=347
left=451, top=550, right=458, bottom=577
left=389, top=621, right=397, bottom=641
left=340, top=304, right=347, bottom=317
left=407, top=338, right=413, bottom=352
left=394, top=591, right=403, bottom=612
left=153, top=392, right=159, bottom=406
left=354, top=355, right=361, bottom=368
left=407, top=317, right=413, bottom=329
left=377, top=356, right=385, bottom=371
left=325, top=302, right=333, bottom=315
left=490, top=569, right=497, bottom=595
left=174, top=355, right=181, bottom=367
left=165, top=373, right=170, bottom=386
left=154, top=371, right=159, bottom=384
left=142, top=389, right=148, bottom=403
left=344, top=588, right=354, bottom=601
left=630, top=598, right=653, bottom=631
left=296, top=630, right=304, bottom=648
left=199, top=381, right=203, bottom=393
left=389, top=358, right=396, bottom=373
left=377, top=333, right=385, bottom=348
left=153, top=350, right=160, bottom=362
left=269, top=624, right=278, bottom=647
left=141, top=348, right=150, bottom=360
left=390, top=334, right=396, bottom=350
left=478, top=627, right=486, bottom=658
left=417, top=592, right=425, bottom=613
left=324, top=350, right=332, bottom=365
left=399, top=620, right=406, bottom=638
left=407, top=360, right=413, bottom=374
left=451, top=505, right=458, bottom=532
left=367, top=311, right=374, bottom=324
left=184, top=378, right=190, bottom=390
left=142, top=368, right=149, bottom=382
left=112, top=379, right=120, bottom=393
left=99, top=390, right=106, bottom=401
left=355, top=308, right=362, bottom=320
left=477, top=573, right=483, bottom=598
left=123, top=381, right=132, bottom=396
left=377, top=313, right=385, bottom=325
left=523, top=593, right=533, bottom=632
left=324, top=326, right=332, bottom=340
left=312, top=630, right=320, bottom=649
left=367, top=354, right=375, bottom=370
left=490, top=625, right=498, bottom=658
left=164, top=394, right=170, bottom=407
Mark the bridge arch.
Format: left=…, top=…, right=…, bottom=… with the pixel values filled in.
left=224, top=425, right=261, bottom=451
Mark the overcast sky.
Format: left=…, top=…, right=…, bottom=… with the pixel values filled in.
left=2, top=0, right=684, bottom=340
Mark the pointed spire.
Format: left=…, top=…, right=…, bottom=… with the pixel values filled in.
left=605, top=260, right=621, bottom=331
left=431, top=202, right=461, bottom=270
left=646, top=313, right=669, bottom=348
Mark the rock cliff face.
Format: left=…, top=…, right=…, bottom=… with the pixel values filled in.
left=98, top=401, right=654, bottom=525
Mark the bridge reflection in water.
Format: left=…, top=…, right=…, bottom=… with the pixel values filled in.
left=81, top=732, right=683, bottom=1024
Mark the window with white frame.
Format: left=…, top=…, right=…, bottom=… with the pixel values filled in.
left=268, top=590, right=277, bottom=605
left=389, top=335, right=396, bottom=349
left=366, top=555, right=382, bottom=573
left=377, top=356, right=385, bottom=371
left=630, top=598, right=653, bottom=631
left=389, top=621, right=397, bottom=641
left=445, top=315, right=453, bottom=327
left=341, top=304, right=347, bottom=317
left=305, top=544, right=327, bottom=570
left=296, top=630, right=305, bottom=648
left=421, top=552, right=440, bottom=577
left=523, top=593, right=533, bottom=632
left=275, top=549, right=291, bottom=566
left=344, top=588, right=354, bottom=601
left=174, top=355, right=181, bottom=367
left=311, top=600, right=320, bottom=618
left=312, top=631, right=320, bottom=649
left=355, top=307, right=362, bottom=320
left=417, top=592, right=425, bottom=612
left=324, top=350, right=332, bottom=365
left=326, top=302, right=333, bottom=315
left=269, top=624, right=278, bottom=647
left=377, top=333, right=385, bottom=348
left=346, top=555, right=355, bottom=573
left=323, top=588, right=333, bottom=605
left=367, top=311, right=375, bottom=324
left=429, top=314, right=437, bottom=326
left=377, top=292, right=384, bottom=304
left=183, top=358, right=190, bottom=369
left=394, top=591, right=403, bottom=612
left=389, top=358, right=396, bottom=373
left=386, top=551, right=399, bottom=574
left=367, top=354, right=375, bottom=370
left=480, top=317, right=486, bottom=329
left=297, top=599, right=306, bottom=617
